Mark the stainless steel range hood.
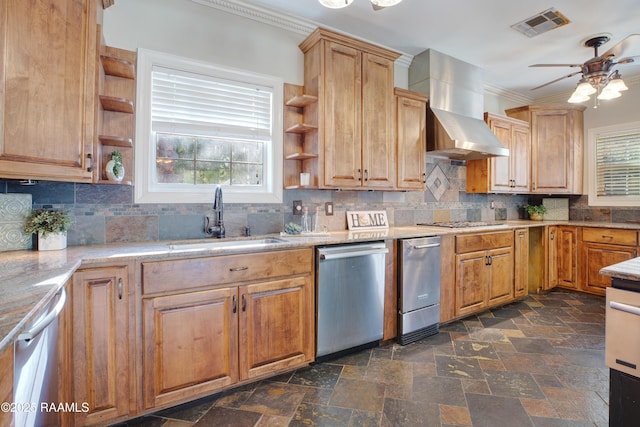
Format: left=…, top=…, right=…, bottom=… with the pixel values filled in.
left=409, top=49, right=508, bottom=160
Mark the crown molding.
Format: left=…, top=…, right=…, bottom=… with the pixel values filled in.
left=484, top=83, right=533, bottom=106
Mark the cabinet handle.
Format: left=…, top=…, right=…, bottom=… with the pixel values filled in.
left=602, top=235, right=614, bottom=240
left=232, top=295, right=237, bottom=314
left=242, top=294, right=246, bottom=312
left=86, top=153, right=94, bottom=172
left=485, top=255, right=492, bottom=266
left=229, top=266, right=249, bottom=272
left=364, top=169, right=369, bottom=181
left=422, top=173, right=426, bottom=184
left=357, top=169, right=362, bottom=180
left=117, top=278, right=123, bottom=300
left=550, top=231, right=555, bottom=240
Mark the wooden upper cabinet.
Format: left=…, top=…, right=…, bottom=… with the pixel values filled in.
left=506, top=105, right=585, bottom=194
left=466, top=113, right=530, bottom=193
left=0, top=0, right=97, bottom=182
left=395, top=88, right=427, bottom=190
left=299, top=28, right=400, bottom=190
left=322, top=41, right=363, bottom=188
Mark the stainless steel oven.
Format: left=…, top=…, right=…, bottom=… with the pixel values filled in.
left=398, top=236, right=441, bottom=345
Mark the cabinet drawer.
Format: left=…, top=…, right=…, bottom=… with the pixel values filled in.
left=582, top=228, right=637, bottom=246
left=142, top=248, right=313, bottom=294
left=456, top=231, right=513, bottom=254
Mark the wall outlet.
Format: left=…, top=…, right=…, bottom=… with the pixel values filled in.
left=325, top=202, right=334, bottom=216
left=293, top=200, right=303, bottom=215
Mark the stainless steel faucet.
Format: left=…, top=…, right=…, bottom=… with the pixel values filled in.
left=205, top=185, right=225, bottom=238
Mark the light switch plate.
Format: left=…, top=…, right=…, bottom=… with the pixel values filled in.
left=325, top=202, right=334, bottom=216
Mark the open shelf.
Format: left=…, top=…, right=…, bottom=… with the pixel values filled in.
left=100, top=95, right=134, bottom=114
left=100, top=55, right=135, bottom=79
left=285, top=94, right=317, bottom=108
left=98, top=135, right=134, bottom=148
left=285, top=123, right=317, bottom=134
left=285, top=152, right=318, bottom=161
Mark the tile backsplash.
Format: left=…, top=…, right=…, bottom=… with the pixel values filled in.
left=0, top=158, right=540, bottom=246
left=0, top=193, right=32, bottom=251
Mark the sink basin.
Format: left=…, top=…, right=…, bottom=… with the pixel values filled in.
left=168, top=238, right=288, bottom=251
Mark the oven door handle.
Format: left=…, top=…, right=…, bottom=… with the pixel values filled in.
left=17, top=287, right=66, bottom=342
left=320, top=248, right=389, bottom=260
left=610, top=300, right=640, bottom=317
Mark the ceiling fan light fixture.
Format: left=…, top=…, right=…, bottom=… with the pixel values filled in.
left=575, top=79, right=596, bottom=96
left=371, top=0, right=403, bottom=7
left=318, top=0, right=353, bottom=9
left=606, top=71, right=628, bottom=92
left=568, top=90, right=590, bottom=104
left=597, top=86, right=622, bottom=100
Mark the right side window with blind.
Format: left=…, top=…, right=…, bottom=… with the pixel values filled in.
left=588, top=122, right=640, bottom=206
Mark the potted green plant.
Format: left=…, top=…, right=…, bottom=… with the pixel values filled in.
left=106, top=150, right=125, bottom=182
left=523, top=204, right=547, bottom=221
left=23, top=209, right=72, bottom=250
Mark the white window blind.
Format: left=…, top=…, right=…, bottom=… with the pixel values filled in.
left=151, top=67, right=273, bottom=138
left=595, top=131, right=640, bottom=196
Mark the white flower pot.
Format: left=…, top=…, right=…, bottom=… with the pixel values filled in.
left=38, top=231, right=67, bottom=251
left=106, top=159, right=125, bottom=182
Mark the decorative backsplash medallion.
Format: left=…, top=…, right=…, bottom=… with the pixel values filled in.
left=0, top=194, right=32, bottom=251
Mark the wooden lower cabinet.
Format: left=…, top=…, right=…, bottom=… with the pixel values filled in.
left=580, top=243, right=637, bottom=295
left=141, top=249, right=315, bottom=410
left=514, top=228, right=529, bottom=298
left=72, top=264, right=133, bottom=426
left=0, top=344, right=13, bottom=427
left=142, top=288, right=238, bottom=409
left=557, top=226, right=578, bottom=289
left=455, top=231, right=515, bottom=318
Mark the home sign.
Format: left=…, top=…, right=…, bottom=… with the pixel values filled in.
left=346, top=211, right=389, bottom=231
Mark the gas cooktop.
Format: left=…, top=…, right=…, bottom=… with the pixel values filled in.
left=417, top=221, right=506, bottom=228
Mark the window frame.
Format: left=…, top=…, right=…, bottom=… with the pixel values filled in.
left=135, top=48, right=283, bottom=204
left=587, top=121, right=640, bottom=207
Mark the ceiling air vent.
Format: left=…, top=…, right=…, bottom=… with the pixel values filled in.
left=511, top=8, right=570, bottom=38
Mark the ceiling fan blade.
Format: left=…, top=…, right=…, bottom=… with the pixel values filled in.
left=615, top=56, right=638, bottom=65
left=530, top=71, right=582, bottom=91
left=529, top=63, right=581, bottom=68
left=602, top=34, right=640, bottom=59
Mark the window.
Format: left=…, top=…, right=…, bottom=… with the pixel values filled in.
left=588, top=122, right=640, bottom=206
left=135, top=49, right=283, bottom=204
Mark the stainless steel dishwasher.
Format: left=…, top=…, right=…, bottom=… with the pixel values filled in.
left=398, top=236, right=441, bottom=345
left=316, top=242, right=388, bottom=359
left=14, top=287, right=66, bottom=427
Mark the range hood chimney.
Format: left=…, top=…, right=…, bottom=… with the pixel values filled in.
left=408, top=49, right=508, bottom=160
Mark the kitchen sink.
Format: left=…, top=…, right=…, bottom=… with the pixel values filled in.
left=168, top=237, right=288, bottom=251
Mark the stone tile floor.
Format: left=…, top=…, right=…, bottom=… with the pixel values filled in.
left=115, top=290, right=608, bottom=426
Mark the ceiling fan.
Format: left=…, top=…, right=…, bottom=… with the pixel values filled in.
left=318, top=0, right=403, bottom=11
left=529, top=33, right=640, bottom=103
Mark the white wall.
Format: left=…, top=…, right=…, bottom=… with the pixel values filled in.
left=103, top=0, right=306, bottom=84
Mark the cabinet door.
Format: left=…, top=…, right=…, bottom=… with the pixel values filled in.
left=0, top=0, right=95, bottom=182
left=0, top=344, right=12, bottom=427
left=514, top=229, right=529, bottom=298
left=581, top=244, right=637, bottom=296
left=487, top=247, right=514, bottom=306
left=239, top=276, right=314, bottom=380
left=323, top=41, right=362, bottom=188
left=511, top=124, right=531, bottom=192
left=142, top=288, right=238, bottom=409
left=557, top=226, right=578, bottom=289
left=361, top=53, right=394, bottom=189
left=489, top=120, right=513, bottom=192
left=455, top=251, right=488, bottom=317
left=530, top=110, right=571, bottom=193
left=546, top=226, right=558, bottom=290
left=395, top=90, right=426, bottom=190
left=73, top=266, right=130, bottom=426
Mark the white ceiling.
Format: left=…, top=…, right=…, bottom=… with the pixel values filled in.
left=221, top=0, right=640, bottom=101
